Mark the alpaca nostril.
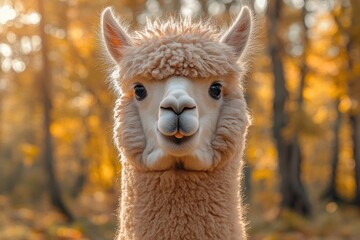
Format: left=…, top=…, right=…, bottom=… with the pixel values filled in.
left=160, top=106, right=177, bottom=114
left=179, top=106, right=196, bottom=115
left=160, top=106, right=196, bottom=115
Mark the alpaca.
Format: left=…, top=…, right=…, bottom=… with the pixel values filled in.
left=101, top=6, right=253, bottom=240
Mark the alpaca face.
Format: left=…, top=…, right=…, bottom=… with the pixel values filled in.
left=102, top=7, right=252, bottom=171
left=131, top=76, right=224, bottom=170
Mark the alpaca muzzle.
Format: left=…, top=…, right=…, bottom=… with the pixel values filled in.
left=157, top=89, right=199, bottom=138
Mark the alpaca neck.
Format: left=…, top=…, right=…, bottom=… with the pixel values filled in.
left=117, top=158, right=245, bottom=240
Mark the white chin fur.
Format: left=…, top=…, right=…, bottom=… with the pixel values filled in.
left=156, top=129, right=199, bottom=157
left=139, top=129, right=214, bottom=171
left=139, top=130, right=213, bottom=171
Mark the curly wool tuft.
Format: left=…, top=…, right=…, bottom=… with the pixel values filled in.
left=132, top=17, right=221, bottom=42
left=116, top=17, right=241, bottom=81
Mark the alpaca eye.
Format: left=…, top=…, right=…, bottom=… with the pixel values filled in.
left=209, top=83, right=222, bottom=100
left=134, top=84, right=147, bottom=101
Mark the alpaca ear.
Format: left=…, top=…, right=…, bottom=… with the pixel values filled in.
left=220, top=7, right=252, bottom=60
left=101, top=7, right=132, bottom=63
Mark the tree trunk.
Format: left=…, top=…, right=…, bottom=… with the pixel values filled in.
left=350, top=113, right=360, bottom=205
left=268, top=0, right=311, bottom=215
left=286, top=1, right=311, bottom=215
left=347, top=0, right=360, bottom=206
left=268, top=0, right=288, bottom=210
left=0, top=89, right=2, bottom=147
left=71, top=115, right=91, bottom=198
left=38, top=0, right=73, bottom=221
left=323, top=99, right=343, bottom=202
left=288, top=139, right=311, bottom=215
left=242, top=164, right=252, bottom=203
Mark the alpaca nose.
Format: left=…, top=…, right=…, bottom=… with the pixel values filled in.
left=158, top=89, right=199, bottom=137
left=160, top=90, right=196, bottom=115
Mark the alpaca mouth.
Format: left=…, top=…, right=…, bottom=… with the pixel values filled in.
left=156, top=128, right=199, bottom=157
left=166, top=134, right=192, bottom=145
left=157, top=126, right=197, bottom=146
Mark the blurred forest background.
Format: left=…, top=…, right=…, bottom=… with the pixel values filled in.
left=0, top=0, right=360, bottom=239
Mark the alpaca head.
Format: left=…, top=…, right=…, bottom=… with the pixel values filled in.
left=101, top=7, right=252, bottom=171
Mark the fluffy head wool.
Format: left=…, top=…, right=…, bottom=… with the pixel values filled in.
left=106, top=17, right=250, bottom=85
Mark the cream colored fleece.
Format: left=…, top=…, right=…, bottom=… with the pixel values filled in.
left=117, top=157, right=247, bottom=240
left=108, top=15, right=252, bottom=240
